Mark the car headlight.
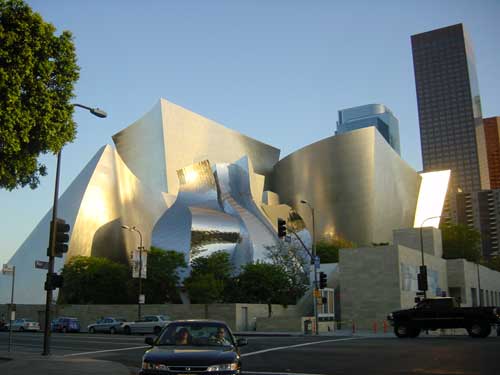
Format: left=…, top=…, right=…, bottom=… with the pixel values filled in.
left=207, top=362, right=239, bottom=372
left=142, top=362, right=168, bottom=370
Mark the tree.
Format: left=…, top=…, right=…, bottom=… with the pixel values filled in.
left=265, top=242, right=309, bottom=302
left=0, top=0, right=80, bottom=190
left=60, top=256, right=129, bottom=304
left=140, top=247, right=186, bottom=304
left=235, top=262, right=293, bottom=316
left=441, top=223, right=481, bottom=262
left=315, top=236, right=355, bottom=263
left=184, top=251, right=233, bottom=303
left=184, top=274, right=225, bottom=304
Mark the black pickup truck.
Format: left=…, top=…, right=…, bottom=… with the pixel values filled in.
left=387, top=297, right=500, bottom=338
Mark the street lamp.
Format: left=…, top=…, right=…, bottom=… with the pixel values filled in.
left=300, top=199, right=319, bottom=335
left=42, top=103, right=107, bottom=356
left=419, top=215, right=441, bottom=299
left=121, top=225, right=145, bottom=320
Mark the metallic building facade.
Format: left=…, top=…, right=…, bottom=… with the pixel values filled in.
left=271, top=127, right=434, bottom=246
left=1, top=99, right=449, bottom=303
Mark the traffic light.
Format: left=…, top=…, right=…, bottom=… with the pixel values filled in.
left=319, top=271, right=327, bottom=289
left=418, top=265, right=428, bottom=291
left=48, top=218, right=70, bottom=257
left=44, top=273, right=64, bottom=291
left=277, top=218, right=287, bottom=238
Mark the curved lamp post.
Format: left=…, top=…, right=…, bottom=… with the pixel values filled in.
left=300, top=199, right=318, bottom=335
left=42, top=103, right=107, bottom=356
left=419, top=216, right=441, bottom=299
left=121, top=225, right=145, bottom=320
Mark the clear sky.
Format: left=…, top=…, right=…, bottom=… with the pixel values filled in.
left=1, top=0, right=499, bottom=265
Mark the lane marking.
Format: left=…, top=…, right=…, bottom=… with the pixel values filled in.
left=241, top=337, right=361, bottom=357
left=63, top=345, right=149, bottom=357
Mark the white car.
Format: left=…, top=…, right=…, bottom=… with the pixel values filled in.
left=6, top=319, right=40, bottom=332
left=121, top=315, right=171, bottom=335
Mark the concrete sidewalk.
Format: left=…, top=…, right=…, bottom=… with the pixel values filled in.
left=0, top=351, right=131, bottom=375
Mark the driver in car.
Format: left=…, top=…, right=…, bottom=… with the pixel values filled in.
left=209, top=327, right=231, bottom=345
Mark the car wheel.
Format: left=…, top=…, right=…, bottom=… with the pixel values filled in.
left=394, top=324, right=410, bottom=338
left=467, top=321, right=490, bottom=338
left=110, top=327, right=116, bottom=334
left=124, top=326, right=131, bottom=335
left=409, top=328, right=421, bottom=338
left=89, top=327, right=95, bottom=334
left=154, top=326, right=162, bottom=335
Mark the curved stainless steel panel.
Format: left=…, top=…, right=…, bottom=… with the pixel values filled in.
left=270, top=127, right=421, bottom=246
left=1, top=146, right=170, bottom=304
left=113, top=99, right=280, bottom=195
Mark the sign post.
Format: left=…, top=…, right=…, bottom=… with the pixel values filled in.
left=2, top=264, right=15, bottom=352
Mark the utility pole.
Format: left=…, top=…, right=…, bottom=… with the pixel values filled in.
left=2, top=264, right=15, bottom=352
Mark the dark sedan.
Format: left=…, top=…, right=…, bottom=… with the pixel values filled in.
left=140, top=320, right=247, bottom=375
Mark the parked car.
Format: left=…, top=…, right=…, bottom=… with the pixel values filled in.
left=387, top=297, right=500, bottom=338
left=87, top=317, right=125, bottom=334
left=121, top=315, right=171, bottom=335
left=51, top=317, right=81, bottom=333
left=5, top=319, right=40, bottom=332
left=140, top=320, right=247, bottom=375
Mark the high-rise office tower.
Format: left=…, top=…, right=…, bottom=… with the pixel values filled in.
left=411, top=24, right=489, bottom=194
left=336, top=104, right=401, bottom=154
left=479, top=117, right=500, bottom=189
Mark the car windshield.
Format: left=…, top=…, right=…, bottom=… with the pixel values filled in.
left=156, top=322, right=234, bottom=347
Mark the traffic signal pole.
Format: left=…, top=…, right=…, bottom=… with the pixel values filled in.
left=42, top=150, right=61, bottom=356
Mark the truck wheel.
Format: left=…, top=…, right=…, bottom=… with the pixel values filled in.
left=467, top=322, right=490, bottom=338
left=409, top=328, right=421, bottom=338
left=394, top=324, right=410, bottom=338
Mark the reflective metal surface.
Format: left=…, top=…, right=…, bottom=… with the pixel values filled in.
left=112, top=99, right=280, bottom=195
left=0, top=146, right=171, bottom=303
left=270, top=127, right=422, bottom=246
left=2, top=99, right=450, bottom=304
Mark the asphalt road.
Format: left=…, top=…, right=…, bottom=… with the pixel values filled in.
left=1, top=331, right=500, bottom=375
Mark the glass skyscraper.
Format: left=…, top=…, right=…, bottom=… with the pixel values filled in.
left=411, top=23, right=488, bottom=193
left=336, top=104, right=401, bottom=155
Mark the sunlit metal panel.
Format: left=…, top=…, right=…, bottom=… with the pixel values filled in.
left=413, top=170, right=451, bottom=228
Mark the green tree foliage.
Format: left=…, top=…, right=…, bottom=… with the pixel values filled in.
left=235, top=262, right=293, bottom=316
left=265, top=242, right=309, bottom=302
left=0, top=0, right=79, bottom=190
left=315, top=236, right=355, bottom=263
left=184, top=273, right=225, bottom=304
left=441, top=223, right=481, bottom=262
left=60, top=256, right=129, bottom=304
left=482, top=255, right=500, bottom=272
left=184, top=251, right=233, bottom=303
left=135, top=247, right=186, bottom=304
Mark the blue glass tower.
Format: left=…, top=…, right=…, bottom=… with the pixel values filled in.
left=336, top=104, right=401, bottom=155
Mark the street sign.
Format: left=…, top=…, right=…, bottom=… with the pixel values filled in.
left=2, top=264, right=14, bottom=274
left=35, top=260, right=49, bottom=270
left=139, top=294, right=145, bottom=304
left=313, top=289, right=321, bottom=298
left=314, top=256, right=320, bottom=269
left=10, top=311, right=15, bottom=320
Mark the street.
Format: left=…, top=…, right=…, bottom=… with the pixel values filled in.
left=1, top=331, right=500, bottom=374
